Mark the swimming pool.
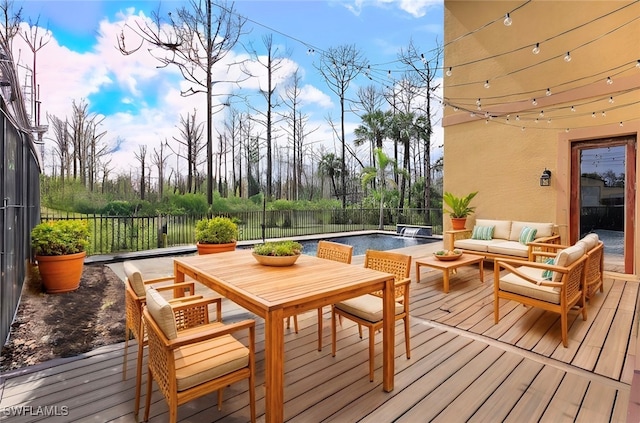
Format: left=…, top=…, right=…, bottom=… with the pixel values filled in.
left=297, top=233, right=437, bottom=256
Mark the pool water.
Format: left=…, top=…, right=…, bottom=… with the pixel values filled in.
left=298, top=233, right=437, bottom=256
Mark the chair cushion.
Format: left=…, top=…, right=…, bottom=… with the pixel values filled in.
left=471, top=225, right=495, bottom=240
left=552, top=243, right=586, bottom=282
left=124, top=261, right=146, bottom=297
left=146, top=287, right=178, bottom=340
left=499, top=266, right=561, bottom=304
left=335, top=294, right=404, bottom=323
left=487, top=241, right=529, bottom=258
left=476, top=219, right=511, bottom=240
left=509, top=221, right=554, bottom=241
left=578, top=233, right=599, bottom=251
left=174, top=324, right=250, bottom=392
left=454, top=238, right=493, bottom=252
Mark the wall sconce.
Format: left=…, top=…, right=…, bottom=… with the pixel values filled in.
left=540, top=168, right=552, bottom=186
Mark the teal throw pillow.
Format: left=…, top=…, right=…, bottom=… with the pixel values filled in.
left=541, top=258, right=555, bottom=280
left=471, top=225, right=494, bottom=241
left=519, top=226, right=537, bottom=245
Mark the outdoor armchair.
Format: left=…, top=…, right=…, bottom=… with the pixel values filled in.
left=494, top=243, right=588, bottom=347
left=331, top=249, right=412, bottom=382
left=142, top=287, right=256, bottom=423
left=122, top=261, right=222, bottom=415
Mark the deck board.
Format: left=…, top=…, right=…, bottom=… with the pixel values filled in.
left=0, top=248, right=636, bottom=422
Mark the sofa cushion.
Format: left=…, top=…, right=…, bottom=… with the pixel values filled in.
left=509, top=221, right=554, bottom=241
left=454, top=238, right=492, bottom=252
left=472, top=225, right=495, bottom=240
left=518, top=226, right=538, bottom=245
left=487, top=241, right=529, bottom=258
left=499, top=265, right=561, bottom=304
left=552, top=243, right=586, bottom=282
left=476, top=219, right=511, bottom=240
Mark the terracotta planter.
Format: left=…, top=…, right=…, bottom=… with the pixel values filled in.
left=451, top=217, right=467, bottom=230
left=36, top=251, right=86, bottom=294
left=196, top=241, right=237, bottom=255
left=252, top=253, right=300, bottom=267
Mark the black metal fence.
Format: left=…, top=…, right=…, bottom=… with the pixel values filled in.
left=41, top=207, right=444, bottom=255
left=0, top=107, right=42, bottom=345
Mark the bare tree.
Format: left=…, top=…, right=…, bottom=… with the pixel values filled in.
left=134, top=144, right=148, bottom=200
left=398, top=40, right=442, bottom=211
left=170, top=110, right=205, bottom=193
left=118, top=0, right=247, bottom=206
left=315, top=44, right=368, bottom=208
left=151, top=140, right=169, bottom=199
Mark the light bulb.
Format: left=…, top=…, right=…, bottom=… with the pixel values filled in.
left=564, top=52, right=571, bottom=62
left=620, top=121, right=624, bottom=127
left=446, top=67, right=452, bottom=76
left=476, top=98, right=481, bottom=106
left=521, top=127, right=525, bottom=131
left=453, top=106, right=459, bottom=112
left=602, top=111, right=606, bottom=117
left=485, top=119, right=489, bottom=124
left=539, top=110, right=544, bottom=117
left=565, top=128, right=570, bottom=133
left=592, top=112, right=596, bottom=118
left=609, top=97, right=614, bottom=104
left=606, top=76, right=613, bottom=85
left=535, top=118, right=539, bottom=124
left=532, top=42, right=540, bottom=54
left=470, top=112, right=475, bottom=117
left=571, top=106, right=576, bottom=112
left=515, top=115, right=520, bottom=121
left=636, top=60, right=640, bottom=69
left=532, top=98, right=537, bottom=106
left=504, top=13, right=512, bottom=26
left=547, top=119, right=552, bottom=124
left=484, top=80, right=490, bottom=88
left=546, top=88, right=552, bottom=96
left=420, top=53, right=427, bottom=64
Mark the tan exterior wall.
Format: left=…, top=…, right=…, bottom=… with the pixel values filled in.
left=443, top=1, right=640, bottom=274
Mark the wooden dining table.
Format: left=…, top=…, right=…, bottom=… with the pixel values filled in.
left=173, top=249, right=397, bottom=423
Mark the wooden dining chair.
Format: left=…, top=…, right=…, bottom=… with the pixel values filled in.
left=331, top=249, right=412, bottom=381
left=287, top=240, right=354, bottom=350
left=142, top=287, right=256, bottom=423
left=122, top=261, right=222, bottom=415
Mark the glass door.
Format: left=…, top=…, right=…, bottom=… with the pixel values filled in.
left=571, top=136, right=635, bottom=273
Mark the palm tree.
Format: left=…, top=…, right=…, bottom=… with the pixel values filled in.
left=318, top=153, right=343, bottom=199
left=361, top=148, right=408, bottom=230
left=354, top=110, right=387, bottom=168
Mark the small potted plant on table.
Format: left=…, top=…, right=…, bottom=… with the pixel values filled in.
left=31, top=220, right=90, bottom=293
left=252, top=240, right=303, bottom=267
left=443, top=191, right=478, bottom=230
left=195, top=216, right=238, bottom=255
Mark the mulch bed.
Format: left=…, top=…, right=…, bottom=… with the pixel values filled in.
left=0, top=263, right=126, bottom=372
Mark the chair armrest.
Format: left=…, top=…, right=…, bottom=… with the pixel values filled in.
left=395, top=277, right=412, bottom=287
left=527, top=241, right=570, bottom=261
left=168, top=295, right=203, bottom=304
left=168, top=319, right=255, bottom=349
left=143, top=275, right=177, bottom=285
left=170, top=297, right=221, bottom=312
left=155, top=281, right=196, bottom=297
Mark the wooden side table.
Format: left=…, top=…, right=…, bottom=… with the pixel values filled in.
left=415, top=253, right=484, bottom=293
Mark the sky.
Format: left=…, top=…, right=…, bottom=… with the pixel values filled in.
left=13, top=0, right=444, bottom=177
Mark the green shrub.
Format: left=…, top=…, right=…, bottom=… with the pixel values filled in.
left=194, top=216, right=238, bottom=244
left=31, top=220, right=90, bottom=256
left=253, top=240, right=302, bottom=256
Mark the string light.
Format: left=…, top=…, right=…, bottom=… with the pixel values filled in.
left=453, top=106, right=459, bottom=112
left=606, top=76, right=613, bottom=84
left=565, top=128, right=570, bottom=133
left=571, top=106, right=576, bottom=112
left=534, top=118, right=539, bottom=124
left=609, top=96, right=614, bottom=103
left=564, top=51, right=572, bottom=62
left=420, top=53, right=427, bottom=64
left=601, top=111, right=606, bottom=117
left=484, top=80, right=490, bottom=88
left=532, top=42, right=540, bottom=54
left=539, top=110, right=544, bottom=117
left=307, top=48, right=315, bottom=55
left=620, top=121, right=624, bottom=127
left=504, top=13, right=512, bottom=26
left=592, top=112, right=596, bottom=118
left=637, top=60, right=640, bottom=68
left=515, top=115, right=520, bottom=121
left=547, top=119, right=552, bottom=124
left=532, top=98, right=537, bottom=106
left=546, top=88, right=552, bottom=96
left=476, top=98, right=481, bottom=106
left=446, top=67, right=452, bottom=77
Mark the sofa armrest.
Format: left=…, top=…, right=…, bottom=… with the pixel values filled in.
left=445, top=229, right=472, bottom=250
left=528, top=238, right=566, bottom=261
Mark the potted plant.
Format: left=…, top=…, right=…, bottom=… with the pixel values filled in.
left=252, top=240, right=303, bottom=267
left=443, top=191, right=478, bottom=230
left=195, top=216, right=238, bottom=254
left=31, top=220, right=90, bottom=293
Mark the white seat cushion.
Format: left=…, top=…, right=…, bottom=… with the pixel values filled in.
left=499, top=266, right=560, bottom=304
left=454, top=238, right=493, bottom=252
left=488, top=241, right=528, bottom=258
left=174, top=324, right=250, bottom=392
left=335, top=294, right=404, bottom=322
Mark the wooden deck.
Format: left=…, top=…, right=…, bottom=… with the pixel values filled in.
left=1, top=244, right=638, bottom=422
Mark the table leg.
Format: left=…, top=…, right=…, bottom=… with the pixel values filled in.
left=264, top=309, right=284, bottom=423
left=415, top=263, right=421, bottom=282
left=443, top=269, right=450, bottom=293
left=382, top=277, right=395, bottom=392
left=479, top=260, right=484, bottom=283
